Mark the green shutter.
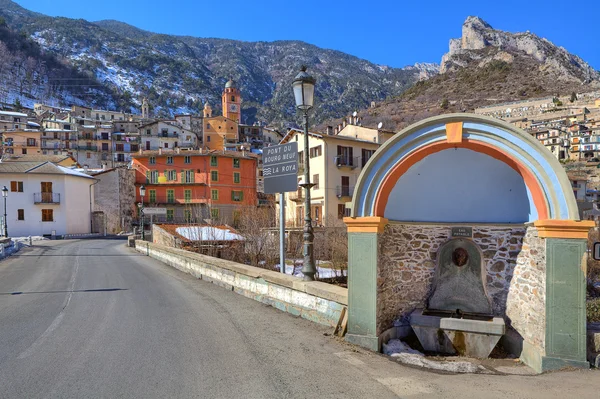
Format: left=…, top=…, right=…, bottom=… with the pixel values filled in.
left=240, top=191, right=243, bottom=201
left=190, top=170, right=195, bottom=183
left=181, top=171, right=185, bottom=183
left=146, top=171, right=149, bottom=184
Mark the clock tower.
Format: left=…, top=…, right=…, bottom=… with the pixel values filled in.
left=222, top=79, right=242, bottom=123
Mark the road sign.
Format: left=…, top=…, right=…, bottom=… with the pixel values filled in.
left=142, top=207, right=167, bottom=216
left=263, top=142, right=298, bottom=194
left=594, top=242, right=600, bottom=261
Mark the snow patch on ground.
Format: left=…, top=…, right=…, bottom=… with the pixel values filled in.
left=175, top=226, right=244, bottom=241
left=278, top=261, right=346, bottom=279
left=383, top=339, right=486, bottom=374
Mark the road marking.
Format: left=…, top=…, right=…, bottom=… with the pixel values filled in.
left=18, top=251, right=80, bottom=359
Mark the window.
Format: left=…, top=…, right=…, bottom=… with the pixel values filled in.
left=211, top=189, right=219, bottom=201
left=210, top=156, right=218, bottom=166
left=21, top=148, right=27, bottom=155
left=313, top=174, right=319, bottom=190
left=167, top=190, right=175, bottom=203
left=86, top=152, right=91, bottom=159
left=211, top=208, right=219, bottom=219
left=184, top=155, right=191, bottom=164
left=166, top=209, right=174, bottom=221
left=27, top=138, right=36, bottom=146
left=146, top=129, right=151, bottom=135
left=184, top=189, right=192, bottom=204
left=231, top=190, right=243, bottom=202
left=181, top=170, right=195, bottom=183
left=309, top=145, right=322, bottom=158
left=231, top=95, right=235, bottom=102
left=149, top=157, right=156, bottom=165
left=211, top=171, right=218, bottom=182
left=165, top=170, right=177, bottom=181
left=167, top=156, right=173, bottom=165
left=10, top=181, right=23, bottom=192
left=17, top=209, right=24, bottom=221
left=146, top=170, right=159, bottom=184
left=362, top=149, right=375, bottom=167
left=184, top=209, right=192, bottom=222
left=233, top=158, right=240, bottom=168
left=295, top=135, right=298, bottom=142
left=233, top=172, right=240, bottom=184
left=41, top=209, right=53, bottom=222
left=149, top=190, right=156, bottom=203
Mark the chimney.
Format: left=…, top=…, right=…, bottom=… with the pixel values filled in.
left=84, top=165, right=89, bottom=174
left=326, top=126, right=333, bottom=135
left=342, top=120, right=347, bottom=128
left=176, top=147, right=181, bottom=154
left=158, top=148, right=162, bottom=155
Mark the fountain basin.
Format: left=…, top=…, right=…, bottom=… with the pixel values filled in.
left=410, top=308, right=505, bottom=358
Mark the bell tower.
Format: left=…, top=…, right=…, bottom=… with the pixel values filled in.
left=203, top=102, right=212, bottom=118
left=222, top=79, right=241, bottom=123
left=141, top=98, right=149, bottom=119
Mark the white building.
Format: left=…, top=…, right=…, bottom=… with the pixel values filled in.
left=0, top=162, right=96, bottom=237
left=139, top=121, right=198, bottom=151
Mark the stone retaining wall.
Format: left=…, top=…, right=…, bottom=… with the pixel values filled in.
left=376, top=222, right=543, bottom=343
left=134, top=240, right=347, bottom=327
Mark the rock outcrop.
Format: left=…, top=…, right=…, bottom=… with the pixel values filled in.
left=441, top=16, right=600, bottom=84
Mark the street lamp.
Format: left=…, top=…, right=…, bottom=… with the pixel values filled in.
left=2, top=186, right=7, bottom=237
left=293, top=66, right=317, bottom=281
left=139, top=185, right=146, bottom=240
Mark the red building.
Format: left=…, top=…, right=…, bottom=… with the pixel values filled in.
left=132, top=150, right=258, bottom=223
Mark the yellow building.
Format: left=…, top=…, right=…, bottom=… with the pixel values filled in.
left=279, top=122, right=394, bottom=227
left=2, top=130, right=42, bottom=156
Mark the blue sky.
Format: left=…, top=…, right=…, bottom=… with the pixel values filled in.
left=16, top=0, right=600, bottom=70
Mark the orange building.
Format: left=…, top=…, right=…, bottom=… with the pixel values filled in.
left=132, top=150, right=258, bottom=224
left=222, top=79, right=242, bottom=123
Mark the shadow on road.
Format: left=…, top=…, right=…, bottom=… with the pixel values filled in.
left=0, top=288, right=128, bottom=295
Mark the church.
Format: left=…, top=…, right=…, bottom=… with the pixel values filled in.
left=202, top=79, right=242, bottom=151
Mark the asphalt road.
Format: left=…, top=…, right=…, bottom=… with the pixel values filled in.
left=0, top=239, right=598, bottom=399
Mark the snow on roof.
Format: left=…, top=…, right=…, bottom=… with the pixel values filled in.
left=175, top=226, right=244, bottom=242
left=0, top=110, right=28, bottom=117
left=27, top=121, right=41, bottom=127
left=56, top=165, right=95, bottom=179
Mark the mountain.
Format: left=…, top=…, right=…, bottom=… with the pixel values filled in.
left=0, top=0, right=432, bottom=126
left=355, top=16, right=600, bottom=131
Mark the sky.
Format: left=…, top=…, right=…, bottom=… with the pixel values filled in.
left=15, top=0, right=600, bottom=70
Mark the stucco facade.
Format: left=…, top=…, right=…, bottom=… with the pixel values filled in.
left=0, top=162, right=95, bottom=237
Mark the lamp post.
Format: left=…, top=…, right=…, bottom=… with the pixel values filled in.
left=139, top=185, right=146, bottom=241
left=292, top=66, right=317, bottom=281
left=2, top=186, right=7, bottom=237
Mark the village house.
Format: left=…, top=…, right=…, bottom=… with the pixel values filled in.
left=278, top=116, right=394, bottom=227
left=0, top=161, right=96, bottom=237
left=132, top=150, right=257, bottom=225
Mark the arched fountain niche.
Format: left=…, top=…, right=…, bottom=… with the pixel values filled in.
left=344, top=114, right=593, bottom=373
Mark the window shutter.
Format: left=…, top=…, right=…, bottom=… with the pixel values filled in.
left=10, top=181, right=16, bottom=192
left=181, top=171, right=185, bottom=183
left=146, top=171, right=149, bottom=184
left=231, top=190, right=235, bottom=201
left=240, top=191, right=243, bottom=201
left=190, top=170, right=195, bottom=183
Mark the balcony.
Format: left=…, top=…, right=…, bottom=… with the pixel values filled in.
left=34, top=192, right=60, bottom=204
left=334, top=156, right=359, bottom=169
left=336, top=185, right=354, bottom=199
left=289, top=190, right=304, bottom=202
left=140, top=197, right=207, bottom=206
left=77, top=145, right=98, bottom=151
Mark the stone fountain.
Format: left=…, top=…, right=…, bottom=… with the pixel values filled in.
left=410, top=238, right=505, bottom=358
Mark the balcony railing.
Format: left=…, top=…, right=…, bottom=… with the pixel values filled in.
left=289, top=190, right=304, bottom=202
left=334, top=155, right=359, bottom=169
left=336, top=185, right=354, bottom=198
left=34, top=192, right=60, bottom=204
left=77, top=145, right=98, bottom=151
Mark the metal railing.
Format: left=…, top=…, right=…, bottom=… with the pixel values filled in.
left=34, top=192, right=60, bottom=204
left=334, top=155, right=359, bottom=168
left=336, top=185, right=354, bottom=198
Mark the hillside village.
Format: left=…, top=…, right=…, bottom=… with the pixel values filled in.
left=2, top=80, right=600, bottom=237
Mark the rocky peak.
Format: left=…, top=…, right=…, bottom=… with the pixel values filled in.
left=440, top=16, right=600, bottom=84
